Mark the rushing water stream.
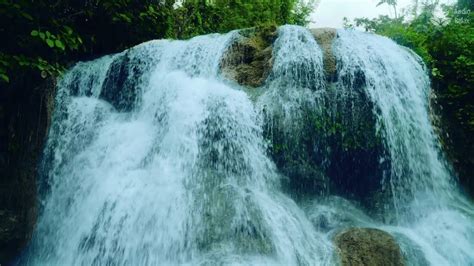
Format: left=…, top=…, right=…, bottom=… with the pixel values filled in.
left=22, top=26, right=474, bottom=265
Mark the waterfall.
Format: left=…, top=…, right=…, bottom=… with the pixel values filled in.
left=330, top=29, right=474, bottom=265
left=334, top=30, right=456, bottom=215
left=23, top=26, right=473, bottom=265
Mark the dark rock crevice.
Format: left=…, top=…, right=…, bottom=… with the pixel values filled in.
left=0, top=74, right=56, bottom=264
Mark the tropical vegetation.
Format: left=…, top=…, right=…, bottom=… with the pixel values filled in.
left=0, top=0, right=314, bottom=84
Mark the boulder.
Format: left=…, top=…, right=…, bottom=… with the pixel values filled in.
left=100, top=51, right=142, bottom=112
left=334, top=228, right=405, bottom=266
left=220, top=25, right=276, bottom=88
left=311, top=28, right=337, bottom=80
left=254, top=28, right=389, bottom=203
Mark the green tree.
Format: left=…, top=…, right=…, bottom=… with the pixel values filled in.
left=377, top=0, right=398, bottom=18
left=0, top=0, right=315, bottom=84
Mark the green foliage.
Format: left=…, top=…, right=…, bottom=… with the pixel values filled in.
left=377, top=0, right=397, bottom=6
left=429, top=6, right=474, bottom=129
left=351, top=15, right=433, bottom=65
left=0, top=0, right=315, bottom=84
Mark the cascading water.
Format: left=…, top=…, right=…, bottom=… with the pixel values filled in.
left=22, top=25, right=473, bottom=265
left=334, top=30, right=456, bottom=215
left=308, top=29, right=474, bottom=265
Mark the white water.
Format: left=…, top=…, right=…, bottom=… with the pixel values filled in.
left=23, top=26, right=474, bottom=265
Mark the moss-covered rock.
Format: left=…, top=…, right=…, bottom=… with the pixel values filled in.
left=263, top=104, right=330, bottom=199
left=220, top=25, right=277, bottom=88
left=334, top=228, right=405, bottom=266
left=193, top=106, right=275, bottom=255
left=322, top=82, right=389, bottom=203
left=311, top=28, right=337, bottom=81
left=262, top=31, right=389, bottom=203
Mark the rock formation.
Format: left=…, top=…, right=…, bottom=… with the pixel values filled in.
left=0, top=76, right=55, bottom=263
left=220, top=25, right=276, bottom=88
left=311, top=28, right=337, bottom=81
left=334, top=228, right=405, bottom=266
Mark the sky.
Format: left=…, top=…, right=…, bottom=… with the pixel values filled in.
left=309, top=0, right=455, bottom=28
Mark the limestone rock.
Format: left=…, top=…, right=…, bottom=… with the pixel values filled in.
left=220, top=25, right=276, bottom=88
left=334, top=228, right=405, bottom=266
left=311, top=28, right=337, bottom=80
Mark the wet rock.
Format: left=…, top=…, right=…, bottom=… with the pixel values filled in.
left=0, top=210, right=21, bottom=261
left=311, top=28, right=337, bottom=81
left=267, top=83, right=389, bottom=202
left=265, top=107, right=330, bottom=199
left=323, top=82, right=389, bottom=203
left=261, top=28, right=389, bottom=204
left=0, top=75, right=56, bottom=264
left=220, top=25, right=277, bottom=88
left=321, top=46, right=389, bottom=204
left=100, top=51, right=142, bottom=112
left=334, top=228, right=405, bottom=266
left=194, top=104, right=274, bottom=255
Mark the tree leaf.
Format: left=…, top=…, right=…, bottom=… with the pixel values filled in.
left=55, top=39, right=65, bottom=50
left=21, top=11, right=33, bottom=21
left=39, top=32, right=45, bottom=39
left=117, top=13, right=132, bottom=23
left=46, top=39, right=54, bottom=48
left=64, top=26, right=73, bottom=34
left=0, top=73, right=9, bottom=83
left=31, top=30, right=38, bottom=36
